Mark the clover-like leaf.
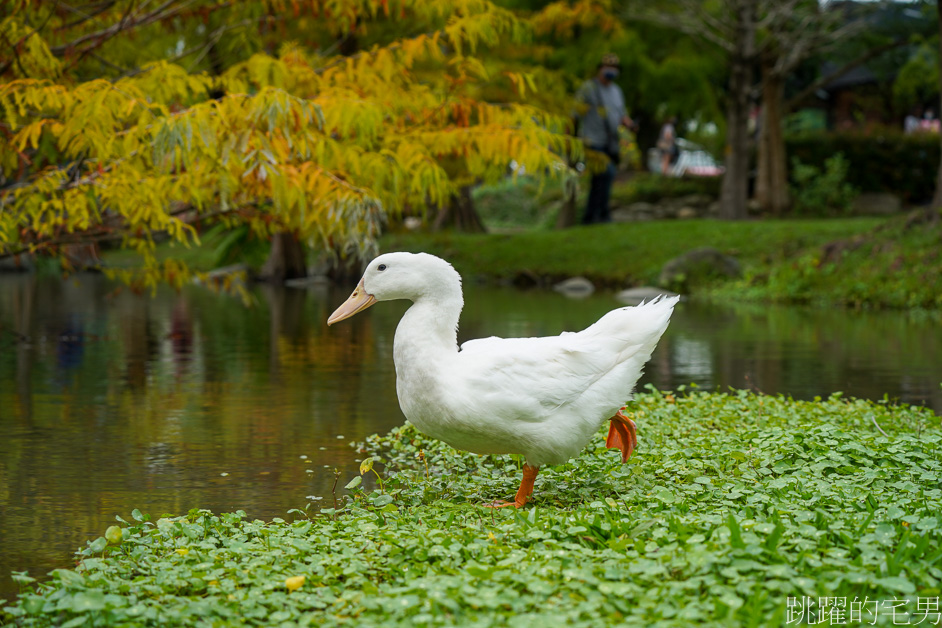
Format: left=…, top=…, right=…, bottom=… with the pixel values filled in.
left=285, top=575, right=305, bottom=592
left=105, top=526, right=123, bottom=545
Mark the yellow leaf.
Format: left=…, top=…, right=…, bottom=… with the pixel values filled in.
left=360, top=457, right=374, bottom=475
left=105, top=525, right=123, bottom=545
left=285, top=575, right=305, bottom=592
left=175, top=548, right=189, bottom=556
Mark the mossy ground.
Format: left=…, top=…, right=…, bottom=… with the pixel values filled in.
left=707, top=211, right=942, bottom=309
left=4, top=390, right=941, bottom=626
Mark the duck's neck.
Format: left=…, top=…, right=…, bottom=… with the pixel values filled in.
left=394, top=289, right=462, bottom=364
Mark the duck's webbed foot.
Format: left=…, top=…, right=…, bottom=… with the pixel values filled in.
left=485, top=463, right=539, bottom=509
left=606, top=406, right=638, bottom=463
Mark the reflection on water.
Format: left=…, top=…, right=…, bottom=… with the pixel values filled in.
left=0, top=273, right=940, bottom=598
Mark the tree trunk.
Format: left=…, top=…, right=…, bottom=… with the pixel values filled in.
left=433, top=185, right=487, bottom=232
left=62, top=243, right=102, bottom=269
left=259, top=232, right=307, bottom=283
left=934, top=0, right=942, bottom=208
left=719, top=0, right=756, bottom=220
left=756, top=60, right=790, bottom=215
left=326, top=255, right=363, bottom=284
left=719, top=56, right=752, bottom=220
left=555, top=177, right=579, bottom=228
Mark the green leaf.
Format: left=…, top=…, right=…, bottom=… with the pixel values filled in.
left=727, top=514, right=745, bottom=549
left=764, top=523, right=785, bottom=551
left=105, top=526, right=123, bottom=545
left=21, top=596, right=43, bottom=615
left=654, top=488, right=675, bottom=503
left=345, top=476, right=362, bottom=490
left=86, top=537, right=107, bottom=554
left=719, top=593, right=743, bottom=609
left=874, top=576, right=916, bottom=594
left=10, top=572, right=35, bottom=586
left=51, top=569, right=85, bottom=587
left=71, top=591, right=106, bottom=612
left=372, top=494, right=393, bottom=507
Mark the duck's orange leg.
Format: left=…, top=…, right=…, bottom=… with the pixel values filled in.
left=486, top=464, right=540, bottom=508
left=606, top=406, right=638, bottom=463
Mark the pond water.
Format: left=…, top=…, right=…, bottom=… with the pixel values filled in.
left=1, top=273, right=940, bottom=599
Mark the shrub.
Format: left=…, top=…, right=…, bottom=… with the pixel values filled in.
left=470, top=177, right=568, bottom=230
left=611, top=172, right=721, bottom=205
left=786, top=130, right=940, bottom=203
left=789, top=153, right=859, bottom=216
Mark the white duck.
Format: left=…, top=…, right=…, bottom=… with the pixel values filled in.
left=328, top=252, right=677, bottom=507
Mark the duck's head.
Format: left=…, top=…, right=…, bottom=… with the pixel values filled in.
left=327, top=252, right=462, bottom=325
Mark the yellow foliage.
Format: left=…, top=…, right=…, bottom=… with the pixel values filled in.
left=531, top=0, right=624, bottom=38
left=0, top=15, right=61, bottom=79
left=0, top=0, right=578, bottom=287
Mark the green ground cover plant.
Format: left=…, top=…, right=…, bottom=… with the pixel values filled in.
left=712, top=211, right=942, bottom=309
left=3, top=390, right=941, bottom=626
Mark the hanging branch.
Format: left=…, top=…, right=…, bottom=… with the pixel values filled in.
left=49, top=0, right=233, bottom=59
left=625, top=0, right=736, bottom=54
left=784, top=37, right=908, bottom=112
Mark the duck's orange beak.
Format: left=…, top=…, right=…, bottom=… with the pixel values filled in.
left=327, top=278, right=377, bottom=325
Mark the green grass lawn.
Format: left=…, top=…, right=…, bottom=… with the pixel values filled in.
left=385, top=209, right=942, bottom=308
left=4, top=390, right=940, bottom=626
left=382, top=217, right=884, bottom=287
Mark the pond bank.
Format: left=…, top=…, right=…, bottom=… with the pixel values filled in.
left=60, top=211, right=942, bottom=310
left=383, top=210, right=942, bottom=309
left=3, top=391, right=940, bottom=626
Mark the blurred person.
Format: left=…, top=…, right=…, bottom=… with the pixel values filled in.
left=574, top=53, right=635, bottom=224
left=904, top=108, right=921, bottom=134
left=657, top=116, right=678, bottom=175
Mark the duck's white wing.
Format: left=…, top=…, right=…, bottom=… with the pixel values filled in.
left=457, top=333, right=625, bottom=419
left=453, top=296, right=678, bottom=423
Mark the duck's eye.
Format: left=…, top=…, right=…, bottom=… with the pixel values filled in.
left=378, top=264, right=387, bottom=271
